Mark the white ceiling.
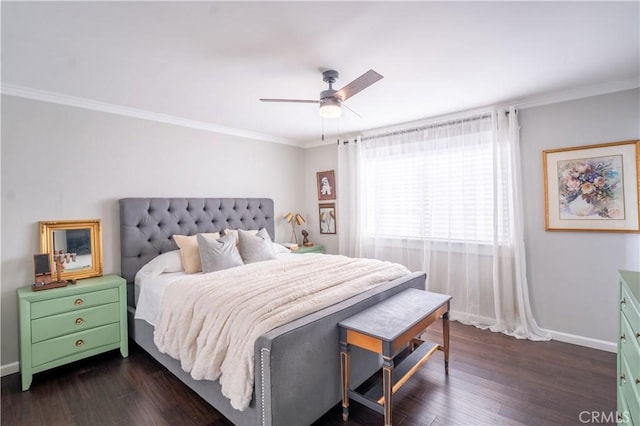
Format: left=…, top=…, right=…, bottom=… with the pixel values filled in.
left=2, top=1, right=639, bottom=147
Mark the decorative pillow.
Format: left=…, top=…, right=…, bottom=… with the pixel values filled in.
left=223, top=229, right=259, bottom=246
left=137, top=250, right=183, bottom=277
left=197, top=234, right=244, bottom=273
left=238, top=228, right=276, bottom=264
left=172, top=233, right=221, bottom=273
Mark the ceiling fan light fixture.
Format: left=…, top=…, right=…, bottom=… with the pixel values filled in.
left=319, top=98, right=342, bottom=118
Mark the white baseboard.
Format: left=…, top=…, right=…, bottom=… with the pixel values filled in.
left=450, top=310, right=617, bottom=353
left=1, top=361, right=19, bottom=377
left=541, top=328, right=617, bottom=353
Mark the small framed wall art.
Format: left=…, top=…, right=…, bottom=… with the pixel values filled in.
left=319, top=203, right=336, bottom=234
left=543, top=140, right=639, bottom=232
left=317, top=170, right=336, bottom=200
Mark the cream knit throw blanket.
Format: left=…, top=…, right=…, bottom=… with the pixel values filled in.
left=153, top=253, right=409, bottom=411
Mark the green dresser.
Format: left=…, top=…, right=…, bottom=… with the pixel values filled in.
left=18, top=274, right=128, bottom=391
left=618, top=270, right=640, bottom=425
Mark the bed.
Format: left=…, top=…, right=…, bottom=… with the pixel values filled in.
left=120, top=197, right=426, bottom=425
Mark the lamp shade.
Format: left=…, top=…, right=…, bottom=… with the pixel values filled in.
left=284, top=212, right=293, bottom=222
left=319, top=98, right=342, bottom=118
left=295, top=214, right=306, bottom=225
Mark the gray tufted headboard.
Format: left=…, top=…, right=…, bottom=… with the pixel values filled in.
left=119, top=198, right=274, bottom=284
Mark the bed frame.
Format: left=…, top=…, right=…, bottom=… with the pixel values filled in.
left=119, top=197, right=426, bottom=425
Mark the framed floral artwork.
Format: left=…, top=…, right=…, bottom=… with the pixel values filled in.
left=543, top=140, right=640, bottom=232
left=316, top=170, right=336, bottom=200
left=319, top=203, right=336, bottom=234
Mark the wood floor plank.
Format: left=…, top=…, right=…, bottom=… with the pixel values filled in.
left=1, top=322, right=616, bottom=425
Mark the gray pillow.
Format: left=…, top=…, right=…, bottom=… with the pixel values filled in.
left=197, top=233, right=244, bottom=273
left=238, top=228, right=276, bottom=264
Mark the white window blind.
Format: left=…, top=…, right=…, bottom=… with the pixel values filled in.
left=361, top=119, right=510, bottom=244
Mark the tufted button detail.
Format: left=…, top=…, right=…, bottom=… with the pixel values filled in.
left=137, top=254, right=142, bottom=258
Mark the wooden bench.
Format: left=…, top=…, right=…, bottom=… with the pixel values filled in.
left=338, top=288, right=451, bottom=425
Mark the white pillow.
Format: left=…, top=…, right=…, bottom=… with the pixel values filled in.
left=137, top=250, right=183, bottom=278
left=238, top=228, right=276, bottom=263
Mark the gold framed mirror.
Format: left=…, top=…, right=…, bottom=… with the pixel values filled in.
left=39, top=219, right=103, bottom=281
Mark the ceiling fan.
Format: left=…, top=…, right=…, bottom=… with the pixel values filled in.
left=260, top=69, right=383, bottom=118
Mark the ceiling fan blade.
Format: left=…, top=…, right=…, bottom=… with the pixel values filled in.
left=259, top=98, right=320, bottom=104
left=335, top=69, right=383, bottom=102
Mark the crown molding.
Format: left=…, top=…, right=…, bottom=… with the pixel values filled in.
left=0, top=84, right=301, bottom=147
left=3, top=78, right=637, bottom=150
left=511, top=77, right=639, bottom=110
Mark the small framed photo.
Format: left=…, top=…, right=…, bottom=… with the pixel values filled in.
left=317, top=170, right=336, bottom=200
left=319, top=203, right=336, bottom=234
left=543, top=140, right=639, bottom=232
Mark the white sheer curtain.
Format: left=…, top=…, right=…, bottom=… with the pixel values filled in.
left=339, top=109, right=549, bottom=340
left=337, top=136, right=363, bottom=258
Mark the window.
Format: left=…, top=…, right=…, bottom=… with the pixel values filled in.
left=361, top=118, right=510, bottom=244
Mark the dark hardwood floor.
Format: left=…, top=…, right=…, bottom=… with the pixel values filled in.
left=1, top=322, right=616, bottom=426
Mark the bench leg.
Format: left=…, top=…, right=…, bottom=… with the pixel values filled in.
left=340, top=342, right=350, bottom=421
left=382, top=356, right=394, bottom=426
left=443, top=311, right=450, bottom=374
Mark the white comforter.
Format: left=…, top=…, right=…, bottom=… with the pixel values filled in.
left=153, top=253, right=409, bottom=411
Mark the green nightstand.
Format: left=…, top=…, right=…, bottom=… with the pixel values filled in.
left=292, top=245, right=325, bottom=254
left=17, top=274, right=128, bottom=391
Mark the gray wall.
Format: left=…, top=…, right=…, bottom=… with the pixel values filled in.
left=303, top=144, right=339, bottom=254
left=1, top=95, right=306, bottom=367
left=520, top=88, right=640, bottom=344
left=304, top=88, right=640, bottom=347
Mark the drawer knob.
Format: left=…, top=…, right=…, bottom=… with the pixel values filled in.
left=621, top=333, right=626, bottom=343
left=618, top=413, right=624, bottom=421
left=74, top=298, right=84, bottom=306
left=620, top=373, right=627, bottom=384
left=636, top=332, right=640, bottom=339
left=621, top=297, right=626, bottom=307
left=75, top=339, right=84, bottom=347
left=75, top=318, right=84, bottom=325
left=636, top=378, right=640, bottom=385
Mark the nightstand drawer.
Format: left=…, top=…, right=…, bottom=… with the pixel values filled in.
left=621, top=282, right=640, bottom=335
left=31, top=288, right=118, bottom=319
left=618, top=388, right=634, bottom=424
left=31, top=323, right=120, bottom=367
left=620, top=314, right=640, bottom=373
left=620, top=352, right=640, bottom=423
left=31, top=302, right=120, bottom=343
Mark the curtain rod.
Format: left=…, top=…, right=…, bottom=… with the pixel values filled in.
left=360, top=112, right=496, bottom=142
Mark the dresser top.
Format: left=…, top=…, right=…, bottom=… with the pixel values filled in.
left=17, top=274, right=124, bottom=300
left=619, top=270, right=640, bottom=303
